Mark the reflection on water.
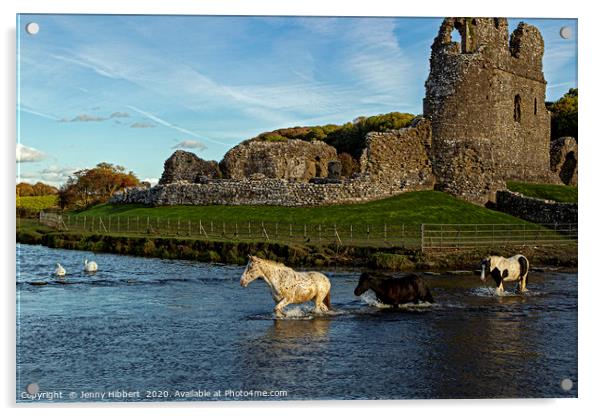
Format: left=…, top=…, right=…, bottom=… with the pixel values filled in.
left=16, top=244, right=577, bottom=401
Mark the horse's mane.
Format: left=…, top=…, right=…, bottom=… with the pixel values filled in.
left=252, top=257, right=291, bottom=270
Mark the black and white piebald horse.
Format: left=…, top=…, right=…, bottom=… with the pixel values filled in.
left=480, top=254, right=529, bottom=295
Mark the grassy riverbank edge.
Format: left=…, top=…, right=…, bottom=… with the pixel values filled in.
left=17, top=219, right=577, bottom=272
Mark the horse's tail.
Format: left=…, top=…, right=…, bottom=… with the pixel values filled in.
left=518, top=256, right=529, bottom=278
left=324, top=290, right=331, bottom=310
left=424, top=289, right=435, bottom=304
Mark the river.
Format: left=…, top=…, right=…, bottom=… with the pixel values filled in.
left=16, top=243, right=577, bottom=401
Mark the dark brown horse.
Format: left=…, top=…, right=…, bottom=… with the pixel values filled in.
left=354, top=272, right=434, bottom=306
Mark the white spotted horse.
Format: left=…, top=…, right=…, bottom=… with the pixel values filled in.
left=240, top=255, right=331, bottom=317
left=480, top=254, right=530, bottom=295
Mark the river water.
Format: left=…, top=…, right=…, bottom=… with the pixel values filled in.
left=16, top=243, right=577, bottom=401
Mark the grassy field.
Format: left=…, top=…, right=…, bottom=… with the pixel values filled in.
left=506, top=181, right=578, bottom=203
left=16, top=195, right=58, bottom=211
left=73, top=191, right=536, bottom=225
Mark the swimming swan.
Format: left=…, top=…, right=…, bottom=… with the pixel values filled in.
left=55, top=263, right=66, bottom=277
left=84, top=259, right=98, bottom=272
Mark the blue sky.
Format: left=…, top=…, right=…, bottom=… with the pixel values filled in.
left=16, top=15, right=577, bottom=186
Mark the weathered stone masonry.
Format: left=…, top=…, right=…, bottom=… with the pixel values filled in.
left=424, top=18, right=555, bottom=203
left=220, top=139, right=337, bottom=182
left=495, top=190, right=577, bottom=224
left=112, top=119, right=434, bottom=206
left=113, top=178, right=407, bottom=207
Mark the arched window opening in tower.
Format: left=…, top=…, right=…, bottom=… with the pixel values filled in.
left=514, top=94, right=522, bottom=122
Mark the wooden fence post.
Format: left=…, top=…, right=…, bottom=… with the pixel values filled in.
left=401, top=224, right=405, bottom=246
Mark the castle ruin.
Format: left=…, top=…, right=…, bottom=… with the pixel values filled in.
left=112, top=17, right=577, bottom=207
left=425, top=17, right=554, bottom=202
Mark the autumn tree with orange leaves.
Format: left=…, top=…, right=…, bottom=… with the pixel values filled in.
left=58, top=162, right=139, bottom=209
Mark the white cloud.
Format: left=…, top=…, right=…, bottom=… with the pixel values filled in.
left=16, top=144, right=45, bottom=163
left=19, top=165, right=79, bottom=186
left=172, top=140, right=207, bottom=151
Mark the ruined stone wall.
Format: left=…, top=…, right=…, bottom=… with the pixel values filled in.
left=110, top=178, right=408, bottom=207
left=158, top=150, right=221, bottom=184
left=495, top=190, right=577, bottom=224
left=550, top=136, right=578, bottom=185
left=425, top=18, right=553, bottom=204
left=220, top=139, right=338, bottom=182
left=359, top=118, right=435, bottom=191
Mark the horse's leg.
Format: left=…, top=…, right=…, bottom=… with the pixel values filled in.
left=274, top=298, right=290, bottom=318
left=495, top=282, right=504, bottom=296
left=519, top=274, right=528, bottom=292
left=313, top=290, right=329, bottom=313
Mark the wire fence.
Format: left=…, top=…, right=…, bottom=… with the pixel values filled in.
left=39, top=212, right=577, bottom=252
left=420, top=223, right=578, bottom=251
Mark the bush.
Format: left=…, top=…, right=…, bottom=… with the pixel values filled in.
left=16, top=195, right=59, bottom=216
left=253, top=111, right=416, bottom=158
left=370, top=253, right=414, bottom=271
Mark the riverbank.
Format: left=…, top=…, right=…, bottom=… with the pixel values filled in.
left=17, top=219, right=577, bottom=271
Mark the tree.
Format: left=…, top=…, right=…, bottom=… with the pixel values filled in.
left=31, top=182, right=58, bottom=196
left=16, top=181, right=57, bottom=196
left=547, top=88, right=578, bottom=140
left=57, top=162, right=140, bottom=209
left=16, top=182, right=34, bottom=197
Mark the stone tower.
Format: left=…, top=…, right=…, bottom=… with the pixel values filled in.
left=424, top=17, right=552, bottom=203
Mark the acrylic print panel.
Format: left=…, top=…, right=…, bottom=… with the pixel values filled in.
left=16, top=14, right=578, bottom=402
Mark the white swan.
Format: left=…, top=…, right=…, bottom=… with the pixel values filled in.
left=55, top=263, right=66, bottom=277
left=84, top=259, right=98, bottom=272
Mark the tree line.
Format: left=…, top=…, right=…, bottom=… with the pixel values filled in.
left=547, top=88, right=577, bottom=140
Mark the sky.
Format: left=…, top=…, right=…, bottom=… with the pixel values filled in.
left=16, top=15, right=578, bottom=187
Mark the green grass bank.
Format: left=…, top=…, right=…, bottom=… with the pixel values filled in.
left=73, top=191, right=541, bottom=225
left=506, top=181, right=577, bottom=203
